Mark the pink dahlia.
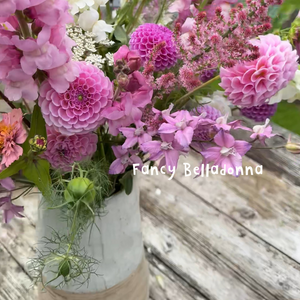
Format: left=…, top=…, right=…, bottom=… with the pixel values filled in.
left=220, top=34, right=299, bottom=108
left=43, top=127, right=97, bottom=172
left=241, top=103, right=278, bottom=122
left=129, top=24, right=177, bottom=71
left=39, top=62, right=113, bottom=135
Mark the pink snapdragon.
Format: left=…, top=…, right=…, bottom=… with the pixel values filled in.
left=109, top=146, right=143, bottom=174
left=200, top=130, right=252, bottom=176
left=114, top=45, right=142, bottom=72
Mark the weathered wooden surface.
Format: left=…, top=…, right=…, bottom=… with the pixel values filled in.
left=1, top=126, right=300, bottom=299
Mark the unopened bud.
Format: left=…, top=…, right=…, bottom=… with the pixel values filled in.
left=117, top=73, right=129, bottom=89
left=285, top=135, right=300, bottom=154
left=29, top=135, right=47, bottom=153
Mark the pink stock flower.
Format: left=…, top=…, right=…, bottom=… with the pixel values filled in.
left=119, top=121, right=152, bottom=149
left=39, top=62, right=113, bottom=135
left=0, top=195, right=24, bottom=223
left=200, top=130, right=252, bottom=176
left=109, top=146, right=143, bottom=174
left=114, top=45, right=142, bottom=72
left=42, top=127, right=98, bottom=172
left=220, top=34, right=299, bottom=107
left=158, top=110, right=199, bottom=148
left=0, top=109, right=27, bottom=169
left=205, top=0, right=238, bottom=19
left=250, top=118, right=276, bottom=145
left=168, top=0, right=192, bottom=24
left=3, top=68, right=38, bottom=101
left=141, top=133, right=183, bottom=172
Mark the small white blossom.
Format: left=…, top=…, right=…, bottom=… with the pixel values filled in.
left=201, top=91, right=232, bottom=116
left=68, top=0, right=109, bottom=14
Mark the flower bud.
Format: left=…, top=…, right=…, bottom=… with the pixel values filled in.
left=117, top=73, right=129, bottom=89
left=64, top=177, right=96, bottom=205
left=29, top=135, right=47, bottom=153
left=289, top=18, right=300, bottom=59
left=285, top=135, right=300, bottom=154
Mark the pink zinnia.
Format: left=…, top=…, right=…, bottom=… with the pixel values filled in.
left=220, top=34, right=299, bottom=107
left=0, top=109, right=27, bottom=169
left=42, top=127, right=98, bottom=172
left=39, top=62, right=113, bottom=135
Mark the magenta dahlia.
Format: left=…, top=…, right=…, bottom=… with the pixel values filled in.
left=39, top=62, right=113, bottom=135
left=129, top=23, right=177, bottom=71
left=42, top=127, right=98, bottom=172
left=241, top=103, right=278, bottom=122
left=220, top=34, right=299, bottom=108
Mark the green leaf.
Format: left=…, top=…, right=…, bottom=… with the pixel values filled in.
left=23, top=104, right=47, bottom=154
left=114, top=26, right=128, bottom=44
left=23, top=157, right=51, bottom=196
left=119, top=171, right=133, bottom=195
left=0, top=157, right=26, bottom=180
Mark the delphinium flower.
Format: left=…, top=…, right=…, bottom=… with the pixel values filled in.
left=42, top=127, right=98, bottom=172
left=220, top=34, right=299, bottom=107
left=250, top=119, right=276, bottom=145
left=129, top=23, right=177, bottom=71
left=0, top=0, right=76, bottom=101
left=0, top=109, right=27, bottom=169
left=39, top=61, right=113, bottom=135
left=200, top=130, right=252, bottom=176
left=109, top=146, right=143, bottom=174
left=241, top=103, right=278, bottom=122
left=0, top=195, right=24, bottom=223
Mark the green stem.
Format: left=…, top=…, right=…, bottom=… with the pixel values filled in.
left=174, top=75, right=220, bottom=109
left=126, top=0, right=148, bottom=34
left=155, top=0, right=167, bottom=24
left=15, top=11, right=31, bottom=39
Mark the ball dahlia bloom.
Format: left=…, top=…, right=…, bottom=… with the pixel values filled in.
left=129, top=24, right=177, bottom=71
left=0, top=109, right=27, bottom=169
left=39, top=62, right=113, bottom=135
left=43, top=127, right=98, bottom=172
left=220, top=34, right=299, bottom=108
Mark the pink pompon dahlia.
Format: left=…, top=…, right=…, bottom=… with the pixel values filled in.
left=241, top=103, right=278, bottom=122
left=0, top=109, right=27, bottom=169
left=39, top=61, right=113, bottom=135
left=42, top=127, right=98, bottom=172
left=220, top=34, right=299, bottom=108
left=129, top=24, right=177, bottom=71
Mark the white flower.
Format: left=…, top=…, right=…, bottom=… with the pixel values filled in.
left=201, top=91, right=232, bottom=116
left=92, top=20, right=113, bottom=42
left=68, top=0, right=95, bottom=14
left=269, top=69, right=300, bottom=104
left=78, top=8, right=113, bottom=42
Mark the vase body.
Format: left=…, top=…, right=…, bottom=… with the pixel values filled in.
left=37, top=179, right=149, bottom=300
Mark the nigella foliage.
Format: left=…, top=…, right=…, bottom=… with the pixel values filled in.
left=28, top=160, right=112, bottom=288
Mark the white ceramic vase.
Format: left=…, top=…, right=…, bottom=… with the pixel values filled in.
left=37, top=179, right=149, bottom=300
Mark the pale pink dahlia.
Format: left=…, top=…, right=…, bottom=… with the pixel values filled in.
left=43, top=127, right=97, bottom=172
left=220, top=34, right=299, bottom=108
left=39, top=62, right=113, bottom=135
left=129, top=24, right=177, bottom=71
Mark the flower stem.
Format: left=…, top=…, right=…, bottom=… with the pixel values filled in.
left=15, top=11, right=31, bottom=39
left=174, top=75, right=220, bottom=109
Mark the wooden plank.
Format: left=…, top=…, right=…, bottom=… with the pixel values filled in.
left=139, top=173, right=300, bottom=300
left=0, top=242, right=36, bottom=300
left=174, top=154, right=300, bottom=263
left=233, top=117, right=300, bottom=186
left=0, top=193, right=202, bottom=300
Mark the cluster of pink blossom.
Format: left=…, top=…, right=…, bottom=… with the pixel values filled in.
left=0, top=0, right=76, bottom=102
left=107, top=46, right=276, bottom=176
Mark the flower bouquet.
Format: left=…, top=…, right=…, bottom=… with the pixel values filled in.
left=0, top=0, right=300, bottom=298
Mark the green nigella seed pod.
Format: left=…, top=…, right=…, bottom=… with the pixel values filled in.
left=58, top=259, right=71, bottom=277
left=64, top=177, right=96, bottom=204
